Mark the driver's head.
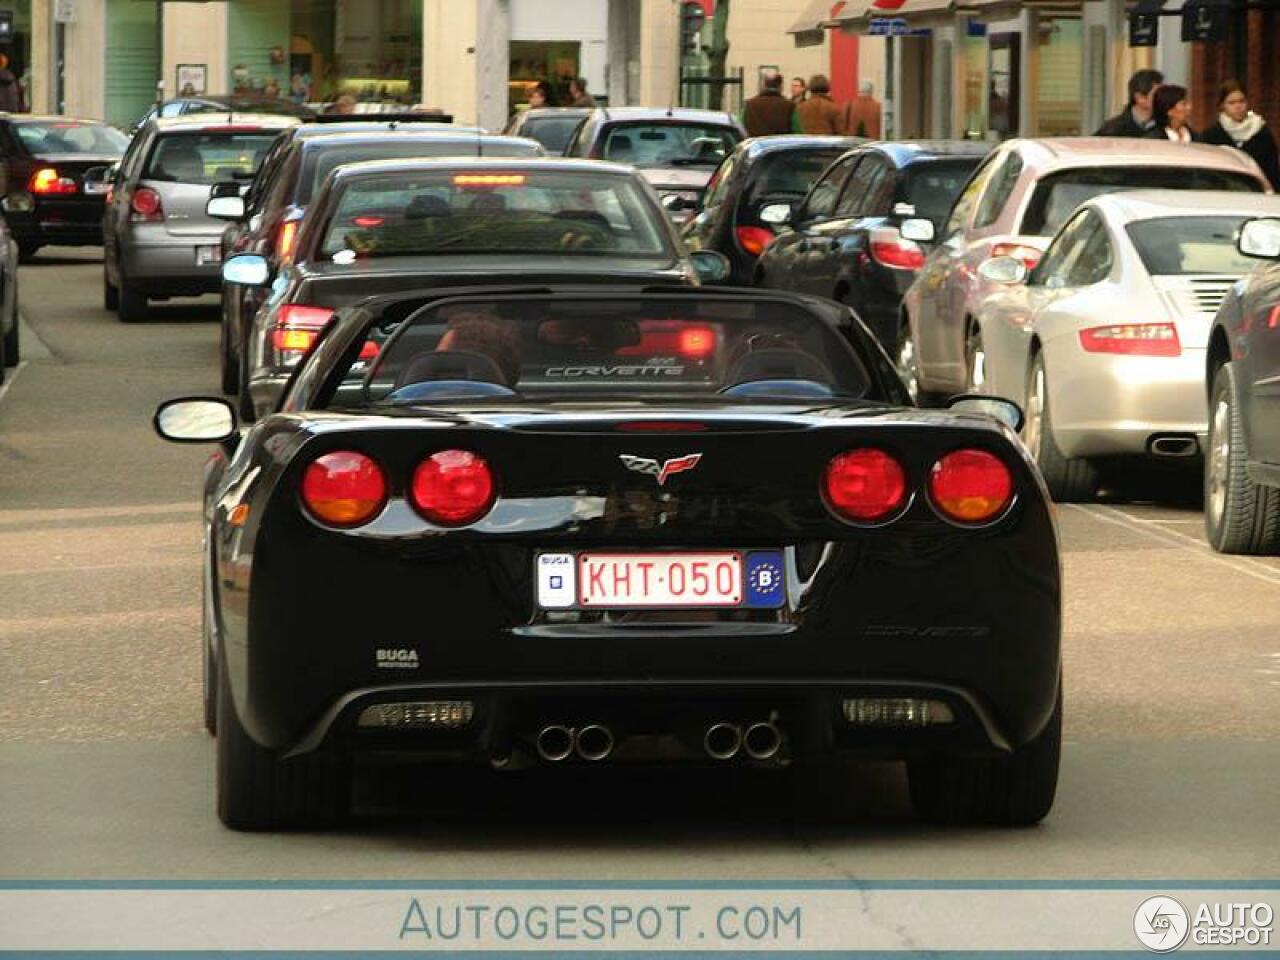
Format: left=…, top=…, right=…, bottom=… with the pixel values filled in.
left=437, top=310, right=522, bottom=385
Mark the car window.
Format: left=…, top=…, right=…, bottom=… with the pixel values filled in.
left=318, top=169, right=670, bottom=259
left=745, top=148, right=846, bottom=205
left=519, top=115, right=585, bottom=154
left=599, top=123, right=740, bottom=168
left=160, top=102, right=186, bottom=118
left=1029, top=210, right=1094, bottom=286
left=144, top=131, right=280, bottom=185
left=899, top=159, right=984, bottom=224
left=13, top=121, right=129, bottom=155
left=1021, top=167, right=1263, bottom=237
left=799, top=156, right=856, bottom=222
left=244, top=136, right=289, bottom=212
left=944, top=151, right=1000, bottom=238
left=973, top=151, right=1022, bottom=228
left=1065, top=216, right=1113, bottom=286
left=836, top=157, right=891, bottom=218
left=1126, top=216, right=1260, bottom=276
left=701, top=153, right=737, bottom=210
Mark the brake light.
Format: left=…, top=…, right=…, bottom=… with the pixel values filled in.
left=353, top=215, right=384, bottom=228
left=678, top=326, right=716, bottom=359
left=130, top=186, right=163, bottom=222
left=1079, top=323, right=1180, bottom=357
left=823, top=448, right=908, bottom=523
left=271, top=304, right=334, bottom=362
left=929, top=449, right=1013, bottom=524
left=615, top=421, right=708, bottom=432
left=990, top=242, right=1042, bottom=271
left=869, top=227, right=925, bottom=270
left=358, top=339, right=380, bottom=360
left=301, top=451, right=387, bottom=527
left=410, top=450, right=497, bottom=526
left=29, top=167, right=78, bottom=195
left=276, top=220, right=299, bottom=261
left=735, top=225, right=775, bottom=257
left=453, top=174, right=526, bottom=186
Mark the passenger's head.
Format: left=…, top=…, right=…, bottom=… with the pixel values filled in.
left=791, top=77, right=807, bottom=99
left=1218, top=79, right=1250, bottom=123
left=1152, top=84, right=1190, bottom=130
left=1128, top=69, right=1164, bottom=111
left=808, top=74, right=831, bottom=96
left=760, top=72, right=783, bottom=95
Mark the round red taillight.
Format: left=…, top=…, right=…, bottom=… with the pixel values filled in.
left=411, top=449, right=496, bottom=526
left=929, top=449, right=1013, bottom=524
left=131, top=186, right=162, bottom=218
left=823, top=448, right=908, bottom=523
left=301, top=451, right=387, bottom=527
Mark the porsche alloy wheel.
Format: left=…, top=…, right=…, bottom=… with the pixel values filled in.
left=1024, top=352, right=1097, bottom=502
left=1205, top=362, right=1280, bottom=554
left=908, top=684, right=1061, bottom=826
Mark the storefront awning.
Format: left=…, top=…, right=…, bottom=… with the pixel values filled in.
left=829, top=0, right=955, bottom=28
left=788, top=0, right=837, bottom=43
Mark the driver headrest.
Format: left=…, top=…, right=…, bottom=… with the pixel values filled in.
left=396, top=350, right=509, bottom=388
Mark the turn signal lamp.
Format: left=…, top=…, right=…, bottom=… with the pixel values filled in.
left=823, top=448, right=907, bottom=523
left=410, top=449, right=496, bottom=526
left=29, top=167, right=78, bottom=195
left=1078, top=323, right=1181, bottom=357
left=301, top=451, right=387, bottom=527
left=735, top=225, right=775, bottom=257
left=929, top=449, right=1013, bottom=523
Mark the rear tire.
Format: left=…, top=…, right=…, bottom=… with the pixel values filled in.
left=103, top=267, right=119, bottom=311
left=1205, top=362, right=1280, bottom=554
left=1024, top=351, right=1098, bottom=502
left=219, top=313, right=239, bottom=396
left=2, top=312, right=17, bottom=367
left=117, top=276, right=148, bottom=323
left=215, top=654, right=351, bottom=831
left=16, top=242, right=39, bottom=263
left=908, top=685, right=1061, bottom=826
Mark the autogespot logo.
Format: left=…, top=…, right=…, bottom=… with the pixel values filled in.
left=1134, top=896, right=1191, bottom=953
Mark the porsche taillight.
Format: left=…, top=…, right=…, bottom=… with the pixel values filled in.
left=301, top=450, right=387, bottom=527
left=410, top=450, right=496, bottom=526
left=1078, top=323, right=1180, bottom=357
left=823, top=448, right=908, bottom=523
left=929, top=449, right=1013, bottom=524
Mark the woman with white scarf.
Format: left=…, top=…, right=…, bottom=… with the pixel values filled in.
left=1203, top=80, right=1280, bottom=190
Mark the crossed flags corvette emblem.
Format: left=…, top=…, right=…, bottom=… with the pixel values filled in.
left=619, top=453, right=703, bottom=486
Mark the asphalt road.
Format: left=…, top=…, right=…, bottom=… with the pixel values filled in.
left=2, top=248, right=1278, bottom=880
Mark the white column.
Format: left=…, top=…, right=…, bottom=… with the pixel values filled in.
left=638, top=0, right=676, bottom=107
left=163, top=2, right=228, bottom=100
left=423, top=0, right=509, bottom=128
left=607, top=0, right=637, bottom=106
left=475, top=0, right=510, bottom=130
left=1018, top=7, right=1036, bottom=136
left=62, top=0, right=106, bottom=120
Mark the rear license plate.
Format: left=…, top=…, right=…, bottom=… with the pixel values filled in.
left=83, top=181, right=109, bottom=195
left=196, top=245, right=222, bottom=266
left=536, top=551, right=786, bottom=610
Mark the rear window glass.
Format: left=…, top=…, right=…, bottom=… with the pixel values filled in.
left=747, top=149, right=844, bottom=203
left=299, top=138, right=541, bottom=203
left=325, top=296, right=871, bottom=408
left=601, top=123, right=740, bottom=168
left=1021, top=167, right=1262, bottom=236
left=520, top=116, right=586, bottom=154
left=1126, top=216, right=1259, bottom=276
left=902, top=159, right=984, bottom=223
left=319, top=169, right=670, bottom=259
left=145, top=131, right=279, bottom=184
left=14, top=121, right=129, bottom=155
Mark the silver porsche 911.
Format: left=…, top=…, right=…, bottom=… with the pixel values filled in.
left=969, top=189, right=1280, bottom=501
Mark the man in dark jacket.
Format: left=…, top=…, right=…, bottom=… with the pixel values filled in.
left=796, top=74, right=844, bottom=135
left=1095, top=69, right=1163, bottom=137
left=742, top=72, right=795, bottom=137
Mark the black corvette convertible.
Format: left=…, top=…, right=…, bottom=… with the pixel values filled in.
left=155, top=285, right=1062, bottom=831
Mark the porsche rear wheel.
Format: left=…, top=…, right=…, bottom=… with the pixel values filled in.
left=1205, top=362, right=1280, bottom=554
left=1024, top=351, right=1097, bottom=502
left=908, top=685, right=1061, bottom=826
left=216, top=656, right=351, bottom=831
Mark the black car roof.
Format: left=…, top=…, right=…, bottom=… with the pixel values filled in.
left=863, top=140, right=995, bottom=167
left=740, top=135, right=864, bottom=160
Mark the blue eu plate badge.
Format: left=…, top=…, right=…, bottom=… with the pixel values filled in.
left=744, top=551, right=786, bottom=608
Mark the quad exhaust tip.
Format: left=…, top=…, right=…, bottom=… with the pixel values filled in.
left=704, top=722, right=743, bottom=760
left=535, top=724, right=575, bottom=762
left=575, top=723, right=614, bottom=761
left=742, top=721, right=782, bottom=760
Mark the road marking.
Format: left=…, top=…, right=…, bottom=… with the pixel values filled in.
left=1066, top=503, right=1280, bottom=588
left=0, top=360, right=25, bottom=405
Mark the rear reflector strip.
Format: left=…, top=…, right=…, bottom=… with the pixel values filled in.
left=843, top=698, right=955, bottom=726
left=357, top=701, right=475, bottom=728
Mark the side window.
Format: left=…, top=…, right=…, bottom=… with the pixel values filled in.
left=800, top=156, right=856, bottom=222
left=1029, top=211, right=1094, bottom=287
left=245, top=137, right=288, bottom=212
left=119, top=131, right=149, bottom=180
left=836, top=158, right=890, bottom=217
left=702, top=153, right=736, bottom=209
left=973, top=151, right=1022, bottom=229
left=159, top=102, right=185, bottom=118
left=944, top=152, right=1000, bottom=238
left=1066, top=216, right=1113, bottom=286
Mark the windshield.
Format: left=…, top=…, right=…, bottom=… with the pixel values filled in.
left=299, top=138, right=541, bottom=204
left=520, top=116, right=586, bottom=154
left=747, top=149, right=844, bottom=203
left=903, top=159, right=983, bottom=223
left=325, top=296, right=870, bottom=408
left=318, top=169, right=670, bottom=259
left=601, top=123, right=739, bottom=168
left=1021, top=167, right=1262, bottom=236
left=144, top=131, right=279, bottom=184
left=1126, top=216, right=1260, bottom=276
left=15, top=121, right=129, bottom=155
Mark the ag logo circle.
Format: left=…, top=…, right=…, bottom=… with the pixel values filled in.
left=1134, top=896, right=1190, bottom=952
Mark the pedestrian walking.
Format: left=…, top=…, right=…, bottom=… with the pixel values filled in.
left=1144, top=85, right=1198, bottom=143
left=527, top=80, right=555, bottom=109
left=843, top=80, right=882, bottom=139
left=795, top=74, right=844, bottom=135
left=568, top=77, right=597, bottom=109
left=742, top=72, right=795, bottom=137
left=1202, top=80, right=1280, bottom=189
left=1094, top=69, right=1163, bottom=137
left=790, top=76, right=808, bottom=104
left=0, top=55, right=23, bottom=114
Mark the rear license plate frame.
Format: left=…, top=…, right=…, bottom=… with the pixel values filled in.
left=82, top=181, right=109, bottom=196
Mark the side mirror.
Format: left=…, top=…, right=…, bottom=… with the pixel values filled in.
left=222, top=253, right=271, bottom=286
left=206, top=195, right=246, bottom=220
left=759, top=202, right=792, bottom=226
left=209, top=180, right=244, bottom=200
left=662, top=193, right=697, bottom=213
left=82, top=165, right=109, bottom=185
left=1238, top=217, right=1280, bottom=259
left=946, top=393, right=1024, bottom=433
left=900, top=218, right=935, bottom=244
left=690, top=249, right=731, bottom=284
left=977, top=255, right=1028, bottom=285
left=153, top=397, right=237, bottom=444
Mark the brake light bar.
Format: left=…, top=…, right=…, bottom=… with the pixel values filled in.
left=453, top=174, right=526, bottom=186
left=1078, top=323, right=1181, bottom=357
left=29, top=167, right=78, bottom=195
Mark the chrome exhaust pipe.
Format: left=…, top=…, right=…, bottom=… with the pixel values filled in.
left=535, top=725, right=575, bottom=762
left=742, top=721, right=782, bottom=761
left=575, top=723, right=614, bottom=761
left=1148, top=435, right=1199, bottom=458
left=703, top=722, right=743, bottom=761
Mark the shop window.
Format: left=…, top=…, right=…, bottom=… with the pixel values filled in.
left=1034, top=15, right=1082, bottom=137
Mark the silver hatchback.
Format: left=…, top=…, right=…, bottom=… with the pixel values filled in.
left=103, top=113, right=299, bottom=322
